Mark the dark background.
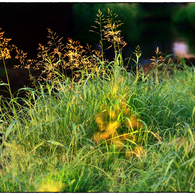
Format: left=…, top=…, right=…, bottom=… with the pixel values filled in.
left=0, top=2, right=195, bottom=98
left=0, top=2, right=191, bottom=60
left=0, top=3, right=74, bottom=59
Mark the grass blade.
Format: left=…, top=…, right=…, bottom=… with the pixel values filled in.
left=5, top=120, right=18, bottom=140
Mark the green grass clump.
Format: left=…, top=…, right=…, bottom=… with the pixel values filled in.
left=0, top=8, right=195, bottom=192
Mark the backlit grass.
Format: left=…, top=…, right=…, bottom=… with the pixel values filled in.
left=0, top=8, right=194, bottom=192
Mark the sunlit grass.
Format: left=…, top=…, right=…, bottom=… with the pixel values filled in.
left=0, top=8, right=194, bottom=192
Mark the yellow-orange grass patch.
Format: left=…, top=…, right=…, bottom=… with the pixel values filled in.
left=125, top=146, right=147, bottom=159
left=125, top=115, right=144, bottom=129
left=108, top=109, right=117, bottom=120
left=111, top=138, right=125, bottom=150
left=106, top=121, right=120, bottom=136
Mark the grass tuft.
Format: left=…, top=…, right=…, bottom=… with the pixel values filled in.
left=0, top=8, right=194, bottom=192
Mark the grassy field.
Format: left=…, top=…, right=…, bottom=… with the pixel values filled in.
left=0, top=9, right=194, bottom=192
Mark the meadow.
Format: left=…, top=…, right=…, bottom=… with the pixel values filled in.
left=0, top=9, right=194, bottom=192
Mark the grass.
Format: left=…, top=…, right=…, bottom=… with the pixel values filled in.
left=72, top=3, right=145, bottom=44
left=0, top=8, right=195, bottom=192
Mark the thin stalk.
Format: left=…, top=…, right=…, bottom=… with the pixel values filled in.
left=1, top=51, right=13, bottom=99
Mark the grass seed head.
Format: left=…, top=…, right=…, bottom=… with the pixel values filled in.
left=125, top=149, right=133, bottom=159
left=123, top=108, right=131, bottom=116
left=95, top=114, right=105, bottom=125
left=108, top=109, right=117, bottom=120
left=101, top=132, right=110, bottom=140
left=98, top=123, right=105, bottom=131
left=111, top=138, right=125, bottom=150
left=125, top=146, right=146, bottom=159
left=125, top=115, right=144, bottom=129
left=92, top=132, right=102, bottom=144
left=119, top=99, right=127, bottom=109
left=134, top=146, right=147, bottom=159
left=106, top=121, right=120, bottom=136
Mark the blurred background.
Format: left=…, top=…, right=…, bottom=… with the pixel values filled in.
left=1, top=2, right=195, bottom=62
left=1, top=2, right=195, bottom=96
left=72, top=3, right=195, bottom=63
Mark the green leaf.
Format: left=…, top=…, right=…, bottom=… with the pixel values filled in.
left=163, top=158, right=175, bottom=178
left=192, top=106, right=195, bottom=119
left=47, top=140, right=66, bottom=148
left=5, top=120, right=18, bottom=140
left=0, top=83, right=8, bottom=86
left=182, top=156, right=195, bottom=167
left=9, top=175, right=24, bottom=192
left=29, top=141, right=45, bottom=155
